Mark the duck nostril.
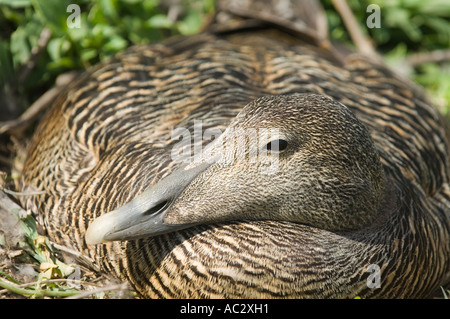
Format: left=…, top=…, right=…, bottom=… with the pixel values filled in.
left=144, top=200, right=170, bottom=216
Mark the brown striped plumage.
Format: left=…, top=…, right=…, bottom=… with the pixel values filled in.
left=19, top=6, right=449, bottom=298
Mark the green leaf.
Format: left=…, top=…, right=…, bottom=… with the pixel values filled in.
left=177, top=10, right=203, bottom=35
left=142, top=0, right=160, bottom=11
left=419, top=0, right=450, bottom=17
left=413, top=63, right=450, bottom=114
left=98, top=0, right=119, bottom=21
left=0, top=0, right=32, bottom=8
left=31, top=0, right=71, bottom=36
left=8, top=13, right=45, bottom=70
left=10, top=26, right=31, bottom=67
left=80, top=48, right=97, bottom=63
left=47, top=57, right=76, bottom=70
left=104, top=36, right=128, bottom=52
left=47, top=37, right=71, bottom=61
left=147, top=14, right=173, bottom=29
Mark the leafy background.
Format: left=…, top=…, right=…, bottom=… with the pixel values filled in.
left=0, top=0, right=449, bottom=298
left=324, top=0, right=450, bottom=114
left=0, top=0, right=449, bottom=123
left=0, top=0, right=215, bottom=122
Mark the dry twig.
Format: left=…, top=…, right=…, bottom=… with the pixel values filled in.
left=331, top=0, right=380, bottom=61
left=0, top=72, right=78, bottom=135
left=404, top=49, right=450, bottom=67
left=18, top=28, right=52, bottom=84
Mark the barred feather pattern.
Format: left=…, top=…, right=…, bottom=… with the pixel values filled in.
left=20, top=31, right=449, bottom=298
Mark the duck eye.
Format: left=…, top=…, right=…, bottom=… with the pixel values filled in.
left=265, top=139, right=288, bottom=152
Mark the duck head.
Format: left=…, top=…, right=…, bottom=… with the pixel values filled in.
left=86, top=94, right=386, bottom=244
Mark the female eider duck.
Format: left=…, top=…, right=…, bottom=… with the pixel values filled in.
left=19, top=2, right=449, bottom=298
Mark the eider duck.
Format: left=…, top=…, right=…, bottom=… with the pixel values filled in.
left=19, top=1, right=449, bottom=298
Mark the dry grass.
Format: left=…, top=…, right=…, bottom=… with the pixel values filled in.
left=0, top=156, right=135, bottom=299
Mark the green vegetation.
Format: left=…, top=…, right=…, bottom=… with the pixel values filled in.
left=0, top=0, right=215, bottom=120
left=0, top=188, right=132, bottom=298
left=0, top=0, right=448, bottom=117
left=0, top=196, right=80, bottom=298
left=323, top=0, right=450, bottom=113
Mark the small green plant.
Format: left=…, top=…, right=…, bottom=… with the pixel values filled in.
left=0, top=0, right=215, bottom=118
left=322, top=0, right=450, bottom=113
left=0, top=206, right=80, bottom=297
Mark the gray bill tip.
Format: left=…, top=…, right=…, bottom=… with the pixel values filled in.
left=85, top=213, right=115, bottom=244
left=85, top=160, right=215, bottom=245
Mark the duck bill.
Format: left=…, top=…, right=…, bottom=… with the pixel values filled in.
left=85, top=160, right=213, bottom=244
